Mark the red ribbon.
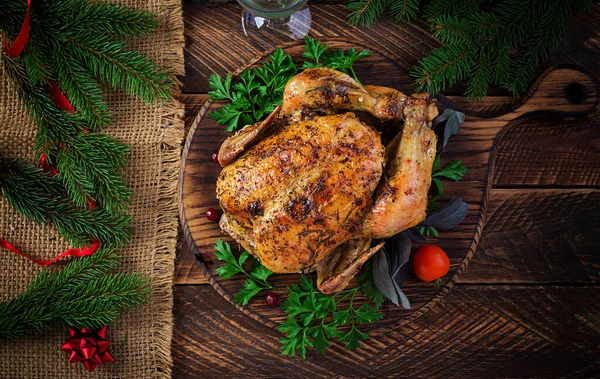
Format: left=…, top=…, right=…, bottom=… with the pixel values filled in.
left=40, top=153, right=58, bottom=176
left=1, top=22, right=100, bottom=265
left=0, top=239, right=100, bottom=266
left=48, top=80, right=76, bottom=114
left=4, top=0, right=32, bottom=57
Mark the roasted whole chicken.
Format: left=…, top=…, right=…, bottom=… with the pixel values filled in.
left=216, top=67, right=438, bottom=294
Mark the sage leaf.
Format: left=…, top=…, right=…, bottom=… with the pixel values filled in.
left=387, top=232, right=411, bottom=288
left=433, top=109, right=465, bottom=148
left=372, top=248, right=410, bottom=309
left=406, top=227, right=427, bottom=243
left=421, top=196, right=468, bottom=230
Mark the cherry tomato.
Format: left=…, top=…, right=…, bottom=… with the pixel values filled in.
left=413, top=245, right=450, bottom=285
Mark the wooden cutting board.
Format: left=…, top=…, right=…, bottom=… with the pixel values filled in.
left=179, top=40, right=598, bottom=332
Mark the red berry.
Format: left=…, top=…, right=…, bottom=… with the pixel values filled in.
left=265, top=292, right=279, bottom=306
left=205, top=207, right=220, bottom=222
left=211, top=151, right=219, bottom=164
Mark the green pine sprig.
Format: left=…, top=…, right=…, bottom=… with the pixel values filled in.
left=0, top=246, right=150, bottom=339
left=0, top=0, right=174, bottom=215
left=0, top=157, right=131, bottom=247
left=344, top=0, right=593, bottom=100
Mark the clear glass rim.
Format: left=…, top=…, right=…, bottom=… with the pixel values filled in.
left=237, top=0, right=309, bottom=19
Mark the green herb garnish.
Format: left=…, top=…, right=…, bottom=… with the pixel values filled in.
left=279, top=276, right=384, bottom=359
left=214, top=239, right=273, bottom=305
left=209, top=49, right=296, bottom=132
left=429, top=156, right=469, bottom=210
left=302, top=37, right=371, bottom=83
left=208, top=37, right=371, bottom=132
left=214, top=240, right=384, bottom=359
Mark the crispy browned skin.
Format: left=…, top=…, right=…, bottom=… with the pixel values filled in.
left=218, top=106, right=281, bottom=166
left=217, top=113, right=385, bottom=272
left=282, top=68, right=406, bottom=121
left=362, top=96, right=437, bottom=238
left=216, top=67, right=438, bottom=293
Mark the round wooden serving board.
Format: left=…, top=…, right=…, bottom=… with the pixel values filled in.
left=179, top=40, right=598, bottom=333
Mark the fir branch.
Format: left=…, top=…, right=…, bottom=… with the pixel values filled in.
left=389, top=0, right=420, bottom=23
left=54, top=49, right=113, bottom=130
left=502, top=0, right=573, bottom=95
left=4, top=55, right=131, bottom=213
left=1, top=1, right=174, bottom=202
left=425, top=0, right=489, bottom=20
left=0, top=247, right=150, bottom=339
left=61, top=1, right=160, bottom=37
left=411, top=44, right=472, bottom=95
left=3, top=54, right=90, bottom=141
left=346, top=0, right=390, bottom=27
left=465, top=47, right=492, bottom=101
left=430, top=15, right=473, bottom=45
left=346, top=0, right=593, bottom=100
left=0, top=158, right=131, bottom=247
left=66, top=33, right=174, bottom=104
left=56, top=133, right=131, bottom=214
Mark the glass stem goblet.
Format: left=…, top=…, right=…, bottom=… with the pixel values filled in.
left=238, top=0, right=311, bottom=42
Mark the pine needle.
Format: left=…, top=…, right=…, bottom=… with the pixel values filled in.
left=0, top=158, right=131, bottom=247
left=0, top=246, right=150, bottom=339
left=341, top=0, right=593, bottom=101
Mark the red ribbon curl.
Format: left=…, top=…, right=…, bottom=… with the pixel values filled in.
left=0, top=239, right=100, bottom=266
left=1, top=2, right=100, bottom=265
left=4, top=0, right=31, bottom=57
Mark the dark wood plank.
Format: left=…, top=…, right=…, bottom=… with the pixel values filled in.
left=175, top=94, right=210, bottom=285
left=172, top=284, right=600, bottom=378
left=458, top=188, right=600, bottom=284
left=491, top=113, right=600, bottom=187
left=182, top=3, right=438, bottom=93
left=173, top=3, right=600, bottom=376
left=179, top=94, right=208, bottom=134
left=182, top=3, right=600, bottom=97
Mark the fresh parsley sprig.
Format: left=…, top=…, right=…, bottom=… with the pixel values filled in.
left=429, top=156, right=470, bottom=208
left=213, top=240, right=385, bottom=359
left=213, top=239, right=274, bottom=305
left=419, top=157, right=469, bottom=237
left=209, top=49, right=297, bottom=132
left=278, top=276, right=384, bottom=359
left=302, top=37, right=371, bottom=83
left=209, top=37, right=371, bottom=132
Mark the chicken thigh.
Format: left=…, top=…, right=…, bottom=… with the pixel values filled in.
left=216, top=67, right=438, bottom=294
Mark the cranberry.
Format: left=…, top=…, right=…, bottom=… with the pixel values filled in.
left=356, top=265, right=365, bottom=276
left=211, top=151, right=219, bottom=164
left=205, top=208, right=220, bottom=222
left=265, top=292, right=279, bottom=306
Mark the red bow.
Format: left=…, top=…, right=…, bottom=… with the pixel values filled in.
left=62, top=326, right=114, bottom=372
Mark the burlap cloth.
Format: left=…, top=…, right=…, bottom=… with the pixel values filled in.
left=0, top=0, right=184, bottom=377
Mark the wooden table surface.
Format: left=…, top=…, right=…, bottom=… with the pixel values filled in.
left=172, top=2, right=600, bottom=377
